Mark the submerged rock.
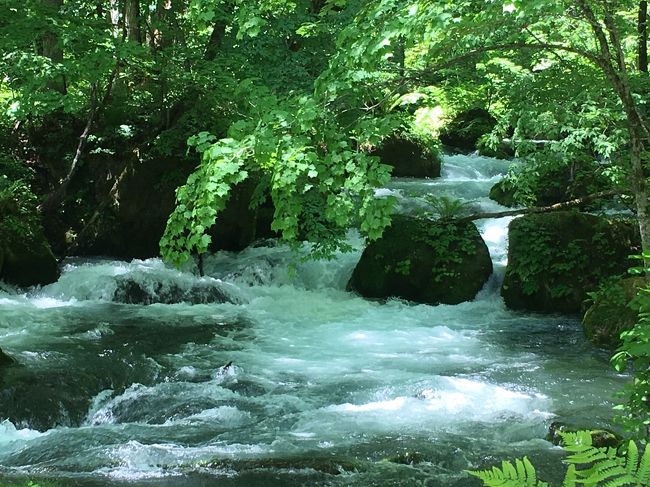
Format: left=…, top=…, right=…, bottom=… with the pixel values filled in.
left=384, top=451, right=427, bottom=465
left=112, top=275, right=241, bottom=305
left=348, top=216, right=492, bottom=305
left=440, top=108, right=497, bottom=152
left=198, top=457, right=360, bottom=475
left=546, top=422, right=622, bottom=449
left=582, top=277, right=644, bottom=347
left=501, top=212, right=640, bottom=314
left=373, top=136, right=441, bottom=178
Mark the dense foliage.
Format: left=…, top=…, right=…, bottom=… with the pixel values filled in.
left=470, top=431, right=650, bottom=487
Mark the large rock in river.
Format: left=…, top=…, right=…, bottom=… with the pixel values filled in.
left=0, top=348, right=14, bottom=367
left=582, top=277, right=644, bottom=347
left=501, top=212, right=640, bottom=314
left=348, top=216, right=492, bottom=305
left=373, top=136, right=441, bottom=178
left=440, top=108, right=497, bottom=152
left=0, top=232, right=59, bottom=287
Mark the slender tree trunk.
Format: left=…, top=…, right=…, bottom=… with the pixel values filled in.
left=204, top=19, right=227, bottom=61
left=311, top=0, right=326, bottom=14
left=640, top=1, right=648, bottom=72
left=42, top=0, right=66, bottom=93
left=125, top=0, right=141, bottom=43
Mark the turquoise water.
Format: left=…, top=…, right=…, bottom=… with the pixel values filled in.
left=0, top=154, right=626, bottom=486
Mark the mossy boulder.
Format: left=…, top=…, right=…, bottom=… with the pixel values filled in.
left=440, top=108, right=497, bottom=152
left=489, top=180, right=517, bottom=208
left=0, top=348, right=15, bottom=367
left=373, top=136, right=441, bottom=178
left=348, top=216, right=492, bottom=305
left=582, top=277, right=644, bottom=347
left=0, top=233, right=59, bottom=287
left=66, top=156, right=266, bottom=259
left=502, top=212, right=640, bottom=314
left=546, top=422, right=622, bottom=449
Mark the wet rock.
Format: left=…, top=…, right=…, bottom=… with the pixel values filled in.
left=385, top=451, right=427, bottom=465
left=0, top=234, right=59, bottom=287
left=348, top=216, right=492, bottom=305
left=199, top=457, right=360, bottom=475
left=546, top=422, right=622, bottom=449
left=488, top=180, right=517, bottom=208
left=501, top=212, right=640, bottom=314
left=373, top=136, right=441, bottom=178
left=62, top=156, right=265, bottom=259
left=582, top=277, right=644, bottom=347
left=112, top=275, right=239, bottom=305
left=440, top=108, right=497, bottom=152
left=0, top=348, right=15, bottom=367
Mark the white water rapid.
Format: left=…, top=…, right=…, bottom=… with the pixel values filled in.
left=0, top=154, right=626, bottom=486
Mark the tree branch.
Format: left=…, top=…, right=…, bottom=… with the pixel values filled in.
left=449, top=190, right=624, bottom=223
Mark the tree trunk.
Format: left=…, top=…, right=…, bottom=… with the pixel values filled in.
left=41, top=0, right=66, bottom=93
left=629, top=129, right=650, bottom=261
left=125, top=0, right=141, bottom=44
left=204, top=19, right=227, bottom=61
left=640, top=1, right=648, bottom=72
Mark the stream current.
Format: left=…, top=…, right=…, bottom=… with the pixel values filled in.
left=0, top=154, right=627, bottom=486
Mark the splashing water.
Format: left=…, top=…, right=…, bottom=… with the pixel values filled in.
left=0, top=154, right=625, bottom=486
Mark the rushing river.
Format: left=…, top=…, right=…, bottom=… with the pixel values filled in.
left=0, top=154, right=627, bottom=486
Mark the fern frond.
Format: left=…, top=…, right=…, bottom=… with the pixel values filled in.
left=467, top=456, right=544, bottom=487
left=601, top=474, right=639, bottom=487
left=625, top=441, right=639, bottom=476
left=561, top=464, right=576, bottom=487
left=637, top=443, right=650, bottom=485
left=523, top=457, right=538, bottom=486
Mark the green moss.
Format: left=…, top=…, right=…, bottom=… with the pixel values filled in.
left=488, top=180, right=517, bottom=208
left=582, top=277, right=644, bottom=347
left=0, top=156, right=59, bottom=286
left=439, top=107, right=497, bottom=152
left=502, top=212, right=640, bottom=313
left=373, top=135, right=441, bottom=178
left=349, top=215, right=492, bottom=305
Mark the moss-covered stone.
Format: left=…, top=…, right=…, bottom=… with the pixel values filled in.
left=546, top=422, right=622, bottom=449
left=582, top=277, right=644, bottom=347
left=1, top=234, right=59, bottom=287
left=0, top=348, right=15, bottom=367
left=373, top=136, right=441, bottom=178
left=198, top=457, right=360, bottom=475
left=440, top=108, right=497, bottom=152
left=384, top=451, right=427, bottom=465
left=501, top=212, right=640, bottom=314
left=489, top=180, right=517, bottom=208
left=66, top=156, right=265, bottom=259
left=348, top=216, right=492, bottom=305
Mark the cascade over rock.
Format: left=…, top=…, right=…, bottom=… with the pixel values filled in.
left=582, top=277, right=644, bottom=347
left=373, top=136, right=441, bottom=178
left=501, top=212, right=640, bottom=314
left=439, top=108, right=497, bottom=152
left=348, top=215, right=492, bottom=305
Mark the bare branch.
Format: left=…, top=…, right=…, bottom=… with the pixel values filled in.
left=449, top=190, right=624, bottom=223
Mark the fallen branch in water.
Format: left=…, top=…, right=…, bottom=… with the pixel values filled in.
left=450, top=190, right=626, bottom=223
